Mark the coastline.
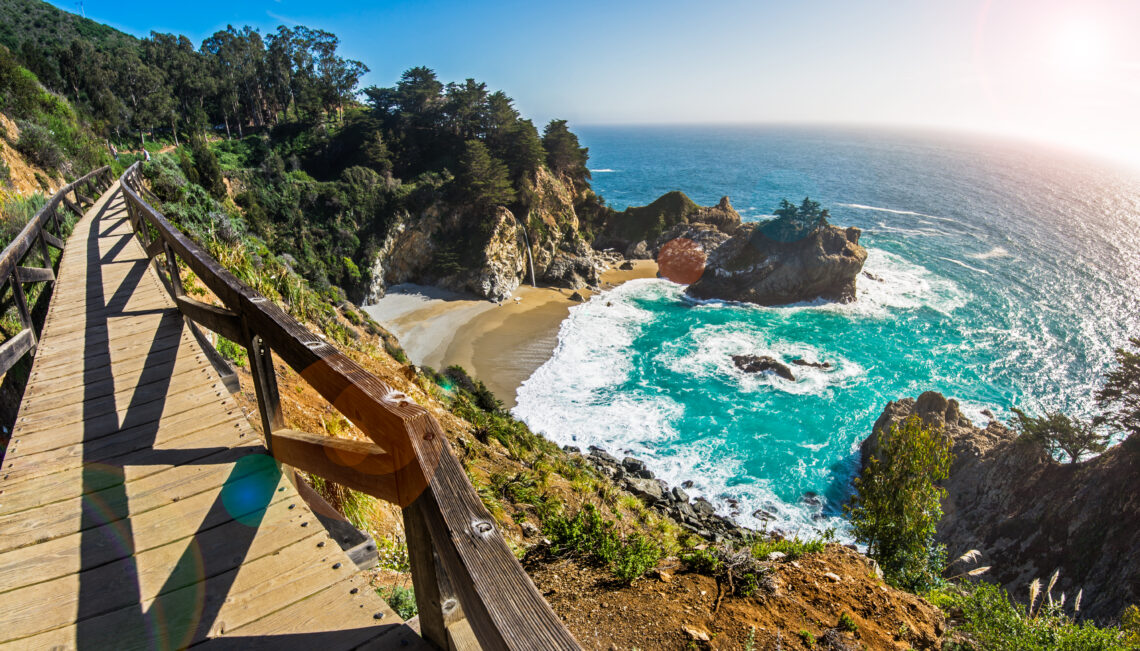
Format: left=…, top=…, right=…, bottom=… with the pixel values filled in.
left=362, top=260, right=659, bottom=408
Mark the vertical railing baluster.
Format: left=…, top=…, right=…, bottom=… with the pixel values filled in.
left=9, top=269, right=36, bottom=356
left=404, top=497, right=467, bottom=649
left=247, top=332, right=283, bottom=454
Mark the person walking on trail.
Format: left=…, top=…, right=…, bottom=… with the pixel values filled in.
left=144, top=149, right=151, bottom=163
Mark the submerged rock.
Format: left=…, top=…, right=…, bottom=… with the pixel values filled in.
left=732, top=355, right=796, bottom=381
left=687, top=221, right=867, bottom=306
left=791, top=358, right=831, bottom=369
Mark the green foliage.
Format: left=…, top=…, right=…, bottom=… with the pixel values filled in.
left=542, top=119, right=590, bottom=184
left=378, top=584, right=417, bottom=621
left=846, top=415, right=952, bottom=592
left=797, top=630, right=815, bottom=646
left=0, top=154, right=10, bottom=187
left=1010, top=408, right=1107, bottom=464
left=0, top=192, right=47, bottom=247
left=837, top=612, right=858, bottom=633
left=750, top=528, right=835, bottom=560
left=456, top=139, right=515, bottom=210
left=15, top=120, right=64, bottom=171
left=762, top=197, right=830, bottom=241
left=544, top=504, right=662, bottom=585
left=190, top=136, right=225, bottom=198
left=375, top=536, right=411, bottom=573
left=1123, top=605, right=1140, bottom=647
left=1095, top=337, right=1140, bottom=440
left=215, top=336, right=247, bottom=368
left=603, top=190, right=699, bottom=242
left=929, top=582, right=1128, bottom=650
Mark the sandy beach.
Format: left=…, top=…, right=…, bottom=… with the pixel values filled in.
left=362, top=260, right=659, bottom=408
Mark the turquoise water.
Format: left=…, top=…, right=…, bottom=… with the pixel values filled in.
left=512, top=126, right=1140, bottom=537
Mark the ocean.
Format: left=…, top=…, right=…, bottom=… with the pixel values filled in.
left=511, top=125, right=1140, bottom=538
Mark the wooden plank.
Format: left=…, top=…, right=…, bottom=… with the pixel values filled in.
left=12, top=374, right=231, bottom=435
left=268, top=430, right=400, bottom=505
left=8, top=531, right=355, bottom=649
left=16, top=266, right=54, bottom=283
left=1, top=401, right=243, bottom=483
left=0, top=464, right=294, bottom=591
left=19, top=341, right=208, bottom=401
left=174, top=295, right=243, bottom=342
left=0, top=329, right=35, bottom=376
left=0, top=446, right=265, bottom=552
left=198, top=575, right=430, bottom=650
left=0, top=483, right=318, bottom=642
left=41, top=229, right=64, bottom=249
left=26, top=330, right=187, bottom=377
left=17, top=353, right=216, bottom=420
left=5, top=404, right=246, bottom=485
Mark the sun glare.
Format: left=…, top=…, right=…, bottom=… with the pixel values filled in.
left=1052, top=18, right=1106, bottom=77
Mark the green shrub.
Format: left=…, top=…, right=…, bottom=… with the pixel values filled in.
left=837, top=612, right=858, bottom=633
left=751, top=528, right=835, bottom=560
left=797, top=630, right=815, bottom=646
left=846, top=414, right=952, bottom=592
left=378, top=584, right=417, bottom=621
left=929, top=582, right=1128, bottom=650
left=0, top=155, right=10, bottom=186
left=216, top=336, right=246, bottom=368
left=544, top=504, right=661, bottom=585
left=375, top=536, right=411, bottom=573
left=15, top=120, right=64, bottom=171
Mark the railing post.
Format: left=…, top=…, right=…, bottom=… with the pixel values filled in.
left=163, top=242, right=184, bottom=298
left=247, top=330, right=284, bottom=454
left=404, top=497, right=469, bottom=650
left=35, top=226, right=54, bottom=282
left=9, top=270, right=36, bottom=356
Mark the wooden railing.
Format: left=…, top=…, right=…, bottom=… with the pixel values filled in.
left=0, top=167, right=113, bottom=377
left=119, top=163, right=579, bottom=651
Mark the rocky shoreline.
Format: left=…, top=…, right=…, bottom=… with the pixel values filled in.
left=561, top=444, right=757, bottom=544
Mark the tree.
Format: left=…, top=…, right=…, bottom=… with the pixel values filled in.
left=1095, top=336, right=1140, bottom=440
left=190, top=136, right=225, bottom=198
left=542, top=119, right=589, bottom=183
left=846, top=415, right=952, bottom=592
left=1010, top=408, right=1108, bottom=464
left=765, top=197, right=830, bottom=240
left=457, top=139, right=514, bottom=210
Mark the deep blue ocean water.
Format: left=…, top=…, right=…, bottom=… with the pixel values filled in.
left=512, top=126, right=1140, bottom=537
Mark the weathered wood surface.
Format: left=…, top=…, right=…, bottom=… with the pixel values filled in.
left=0, top=183, right=419, bottom=650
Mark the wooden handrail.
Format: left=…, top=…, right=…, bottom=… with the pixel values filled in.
left=119, top=163, right=579, bottom=651
left=0, top=166, right=112, bottom=377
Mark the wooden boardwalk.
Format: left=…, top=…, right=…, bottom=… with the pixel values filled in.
left=0, top=184, right=426, bottom=649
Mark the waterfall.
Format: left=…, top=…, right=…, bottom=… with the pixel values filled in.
left=520, top=218, right=537, bottom=287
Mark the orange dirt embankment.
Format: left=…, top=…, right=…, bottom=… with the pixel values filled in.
left=0, top=114, right=65, bottom=197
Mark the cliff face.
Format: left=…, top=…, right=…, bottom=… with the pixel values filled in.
left=364, top=167, right=605, bottom=303
left=865, top=392, right=1140, bottom=622
left=596, top=191, right=742, bottom=257
left=686, top=222, right=867, bottom=306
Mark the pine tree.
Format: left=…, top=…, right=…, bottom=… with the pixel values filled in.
left=457, top=139, right=515, bottom=210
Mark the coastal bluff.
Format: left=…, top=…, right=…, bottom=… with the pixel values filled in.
left=863, top=392, right=1140, bottom=622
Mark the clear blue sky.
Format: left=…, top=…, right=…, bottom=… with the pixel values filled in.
left=53, top=0, right=1140, bottom=165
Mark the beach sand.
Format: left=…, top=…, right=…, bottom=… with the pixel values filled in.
left=362, top=260, right=659, bottom=408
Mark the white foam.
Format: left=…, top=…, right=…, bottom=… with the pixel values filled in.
left=657, top=322, right=864, bottom=397
left=840, top=202, right=941, bottom=220
left=939, top=257, right=991, bottom=275
left=970, top=246, right=1010, bottom=260
left=589, top=168, right=618, bottom=173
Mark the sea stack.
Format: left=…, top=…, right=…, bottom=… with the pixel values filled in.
left=686, top=199, right=867, bottom=306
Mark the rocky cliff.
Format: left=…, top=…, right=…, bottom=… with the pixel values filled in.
left=364, top=167, right=608, bottom=303
left=595, top=191, right=742, bottom=258
left=686, top=221, right=867, bottom=306
left=864, top=392, right=1140, bottom=622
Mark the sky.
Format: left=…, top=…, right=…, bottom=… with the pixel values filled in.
left=54, top=0, right=1140, bottom=168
